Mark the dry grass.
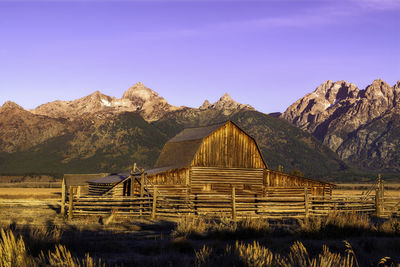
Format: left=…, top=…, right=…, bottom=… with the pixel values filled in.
left=194, top=240, right=361, bottom=267
left=0, top=188, right=60, bottom=199
left=297, top=213, right=372, bottom=237
left=2, top=183, right=400, bottom=266
left=173, top=216, right=271, bottom=238
left=334, top=184, right=400, bottom=197
left=0, top=228, right=104, bottom=267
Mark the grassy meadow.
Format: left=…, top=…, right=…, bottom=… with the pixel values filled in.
left=1, top=181, right=400, bottom=266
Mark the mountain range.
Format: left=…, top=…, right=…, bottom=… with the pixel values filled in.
left=1, top=80, right=399, bottom=181
left=282, top=79, right=400, bottom=174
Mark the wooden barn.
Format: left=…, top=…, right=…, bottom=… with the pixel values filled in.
left=87, top=121, right=334, bottom=198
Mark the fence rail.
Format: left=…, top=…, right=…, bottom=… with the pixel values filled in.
left=63, top=187, right=394, bottom=220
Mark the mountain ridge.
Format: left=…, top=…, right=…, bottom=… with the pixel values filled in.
left=0, top=83, right=347, bottom=180
left=281, top=78, right=400, bottom=173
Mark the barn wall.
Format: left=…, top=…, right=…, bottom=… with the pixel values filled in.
left=131, top=169, right=190, bottom=197
left=190, top=167, right=264, bottom=196
left=264, top=170, right=332, bottom=196
left=191, top=122, right=266, bottom=169
left=147, top=168, right=189, bottom=185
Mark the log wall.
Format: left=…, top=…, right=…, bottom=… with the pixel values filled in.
left=191, top=122, right=266, bottom=169
left=190, top=166, right=264, bottom=196
left=147, top=168, right=189, bottom=185
left=264, top=170, right=332, bottom=196
left=88, top=183, right=114, bottom=195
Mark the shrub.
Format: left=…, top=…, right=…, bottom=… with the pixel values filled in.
left=297, top=213, right=371, bottom=237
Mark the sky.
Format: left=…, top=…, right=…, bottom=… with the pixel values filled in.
left=0, top=0, right=399, bottom=113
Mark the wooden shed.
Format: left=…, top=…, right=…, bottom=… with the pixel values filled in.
left=87, top=173, right=131, bottom=196
left=63, top=173, right=109, bottom=196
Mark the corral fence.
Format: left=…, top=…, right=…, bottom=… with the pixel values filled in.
left=62, top=183, right=400, bottom=220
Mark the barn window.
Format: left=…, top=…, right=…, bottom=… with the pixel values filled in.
left=202, top=184, right=212, bottom=191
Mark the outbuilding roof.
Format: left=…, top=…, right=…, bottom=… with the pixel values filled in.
left=64, top=173, right=110, bottom=186
left=87, top=172, right=130, bottom=185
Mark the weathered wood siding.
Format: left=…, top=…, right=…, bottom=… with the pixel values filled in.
left=147, top=168, right=189, bottom=185
left=103, top=182, right=124, bottom=196
left=131, top=168, right=190, bottom=196
left=191, top=122, right=266, bottom=169
left=264, top=170, right=332, bottom=196
left=145, top=184, right=190, bottom=197
left=190, top=167, right=264, bottom=195
left=88, top=183, right=114, bottom=196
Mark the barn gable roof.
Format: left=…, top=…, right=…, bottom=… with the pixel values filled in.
left=168, top=122, right=226, bottom=142
left=154, top=121, right=267, bottom=169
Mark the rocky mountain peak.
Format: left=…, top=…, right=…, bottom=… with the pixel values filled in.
left=122, top=82, right=159, bottom=101
left=313, top=80, right=333, bottom=95
left=212, top=93, right=254, bottom=111
left=83, top=90, right=111, bottom=102
left=312, top=80, right=359, bottom=103
left=199, top=100, right=211, bottom=110
left=0, top=101, right=24, bottom=112
left=282, top=78, right=400, bottom=169
left=220, top=93, right=233, bottom=101
left=363, top=79, right=393, bottom=100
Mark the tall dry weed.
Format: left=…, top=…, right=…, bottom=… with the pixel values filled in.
left=30, top=225, right=63, bottom=243
left=297, top=213, right=371, bottom=237
left=235, top=240, right=286, bottom=267
left=173, top=216, right=209, bottom=237
left=0, top=229, right=35, bottom=267
left=39, top=244, right=105, bottom=267
left=195, top=240, right=362, bottom=267
left=0, top=228, right=104, bottom=267
left=173, top=216, right=270, bottom=238
left=195, top=245, right=213, bottom=266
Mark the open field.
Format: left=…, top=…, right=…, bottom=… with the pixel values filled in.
left=1, top=186, right=400, bottom=266
left=0, top=188, right=60, bottom=199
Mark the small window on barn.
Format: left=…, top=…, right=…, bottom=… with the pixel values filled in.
left=202, top=184, right=212, bottom=191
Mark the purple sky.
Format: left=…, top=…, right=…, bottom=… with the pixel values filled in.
left=1, top=0, right=399, bottom=113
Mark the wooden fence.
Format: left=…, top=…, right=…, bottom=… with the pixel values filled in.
left=383, top=196, right=400, bottom=218
left=63, top=186, right=399, bottom=220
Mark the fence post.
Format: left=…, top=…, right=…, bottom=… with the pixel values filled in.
left=194, top=194, right=198, bottom=216
left=130, top=176, right=134, bottom=197
left=61, top=177, right=66, bottom=217
left=232, top=187, right=237, bottom=221
left=152, top=186, right=157, bottom=220
left=68, top=186, right=74, bottom=220
left=375, top=189, right=382, bottom=217
left=304, top=187, right=309, bottom=218
left=379, top=175, right=384, bottom=215
left=140, top=174, right=145, bottom=217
